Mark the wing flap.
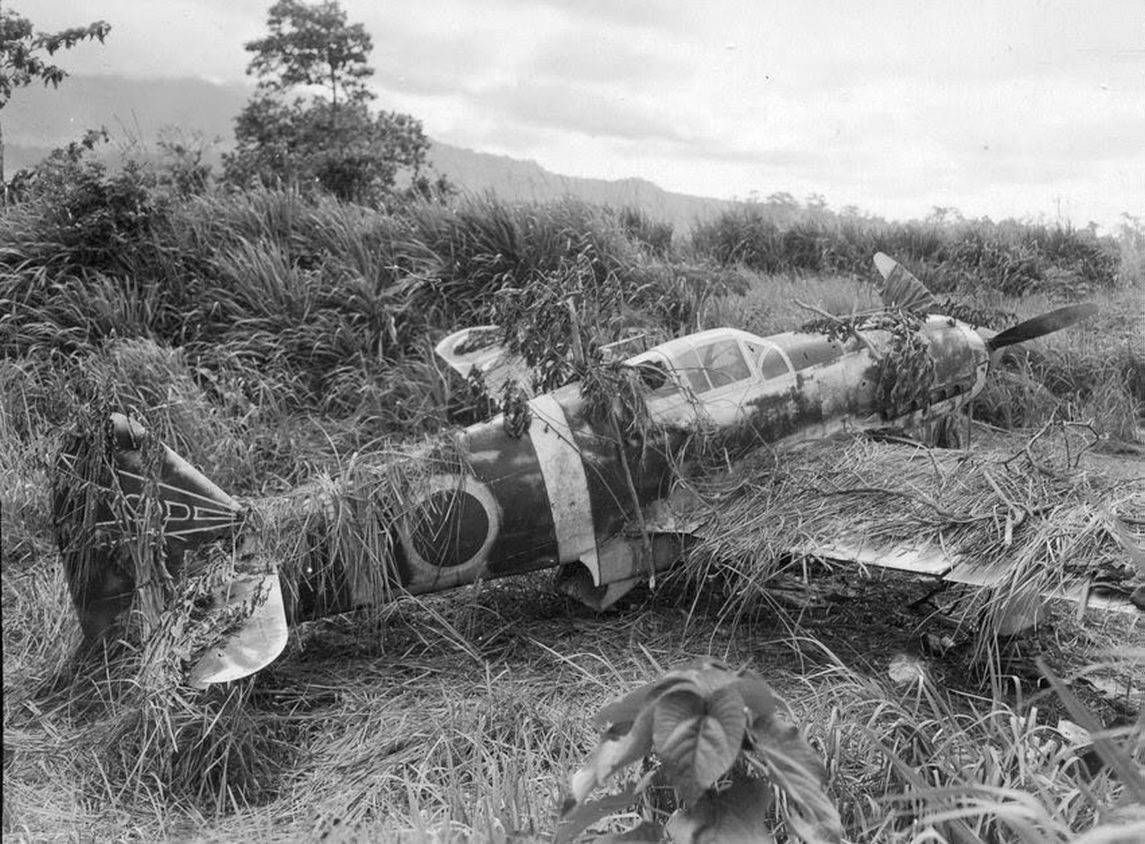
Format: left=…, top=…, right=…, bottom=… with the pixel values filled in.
left=801, top=540, right=1138, bottom=615
left=803, top=540, right=953, bottom=576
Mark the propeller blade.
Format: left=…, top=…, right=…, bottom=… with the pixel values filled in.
left=872, top=252, right=937, bottom=312
left=986, top=303, right=1099, bottom=351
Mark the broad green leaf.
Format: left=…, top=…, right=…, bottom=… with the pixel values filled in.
left=654, top=686, right=748, bottom=804
left=596, top=676, right=698, bottom=729
left=731, top=671, right=779, bottom=723
left=687, top=661, right=737, bottom=695
left=658, top=658, right=741, bottom=698
left=567, top=707, right=655, bottom=806
left=555, top=781, right=641, bottom=844
left=665, top=775, right=775, bottom=843
left=595, top=684, right=663, bottom=730
left=596, top=660, right=745, bottom=732
left=750, top=712, right=842, bottom=843
left=594, top=820, right=664, bottom=842
left=751, top=711, right=824, bottom=782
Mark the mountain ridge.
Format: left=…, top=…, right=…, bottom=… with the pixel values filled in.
left=2, top=74, right=736, bottom=231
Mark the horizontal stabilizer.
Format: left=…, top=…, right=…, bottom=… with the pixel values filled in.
left=188, top=570, right=289, bottom=689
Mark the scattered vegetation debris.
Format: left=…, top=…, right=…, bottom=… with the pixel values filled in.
left=801, top=309, right=939, bottom=419
left=2, top=142, right=1142, bottom=839
left=684, top=423, right=1143, bottom=655
left=1079, top=674, right=1144, bottom=714
left=887, top=654, right=930, bottom=686
left=921, top=632, right=959, bottom=657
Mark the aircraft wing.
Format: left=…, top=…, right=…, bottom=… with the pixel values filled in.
left=435, top=326, right=532, bottom=398
left=802, top=539, right=953, bottom=577
left=801, top=538, right=1138, bottom=624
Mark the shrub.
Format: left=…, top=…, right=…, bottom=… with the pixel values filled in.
left=558, top=659, right=842, bottom=843
left=691, top=206, right=1122, bottom=295
left=1, top=133, right=164, bottom=276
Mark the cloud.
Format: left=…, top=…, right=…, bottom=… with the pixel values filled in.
left=499, top=0, right=685, bottom=30
left=526, top=33, right=691, bottom=89
left=370, top=31, right=498, bottom=96
left=473, top=82, right=694, bottom=143
left=365, top=2, right=693, bottom=103
left=26, top=0, right=261, bottom=81
left=20, top=0, right=1145, bottom=228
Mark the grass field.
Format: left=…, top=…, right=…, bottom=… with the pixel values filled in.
left=2, top=179, right=1144, bottom=841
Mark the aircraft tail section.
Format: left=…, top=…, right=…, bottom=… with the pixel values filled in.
left=53, top=413, right=287, bottom=686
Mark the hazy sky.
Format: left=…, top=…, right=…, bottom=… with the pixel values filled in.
left=24, top=0, right=1145, bottom=229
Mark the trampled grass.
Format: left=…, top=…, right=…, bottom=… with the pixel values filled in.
left=2, top=183, right=1143, bottom=841
left=5, top=567, right=1141, bottom=841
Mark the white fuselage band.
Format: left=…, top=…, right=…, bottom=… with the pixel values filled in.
left=528, top=393, right=596, bottom=564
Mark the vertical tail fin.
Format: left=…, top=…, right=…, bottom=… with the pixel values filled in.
left=53, top=413, right=287, bottom=685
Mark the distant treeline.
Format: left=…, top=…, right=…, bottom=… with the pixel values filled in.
left=1, top=149, right=1137, bottom=418
left=691, top=203, right=1124, bottom=296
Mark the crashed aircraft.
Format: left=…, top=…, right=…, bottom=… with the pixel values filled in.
left=53, top=253, right=1101, bottom=687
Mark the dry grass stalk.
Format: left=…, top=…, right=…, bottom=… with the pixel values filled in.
left=685, top=423, right=1142, bottom=650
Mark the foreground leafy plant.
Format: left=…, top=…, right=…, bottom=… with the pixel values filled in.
left=558, top=658, right=842, bottom=843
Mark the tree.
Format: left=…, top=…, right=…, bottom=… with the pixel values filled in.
left=0, top=6, right=110, bottom=190
left=244, top=0, right=373, bottom=111
left=927, top=205, right=964, bottom=225
left=804, top=192, right=829, bottom=213
left=156, top=127, right=217, bottom=196
left=225, top=0, right=433, bottom=204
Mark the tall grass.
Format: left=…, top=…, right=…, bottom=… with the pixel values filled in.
left=2, top=160, right=1143, bottom=841
left=690, top=204, right=1126, bottom=296
left=789, top=637, right=1145, bottom=842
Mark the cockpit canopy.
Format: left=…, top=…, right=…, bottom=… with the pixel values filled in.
left=628, top=328, right=795, bottom=400
left=627, top=326, right=853, bottom=402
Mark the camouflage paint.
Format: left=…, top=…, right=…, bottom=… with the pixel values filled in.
left=58, top=317, right=992, bottom=641
left=55, top=414, right=244, bottom=642
left=398, top=409, right=559, bottom=588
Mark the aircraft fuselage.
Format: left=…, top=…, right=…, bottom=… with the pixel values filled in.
left=57, top=316, right=990, bottom=640
left=289, top=316, right=989, bottom=615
